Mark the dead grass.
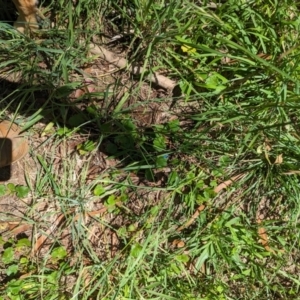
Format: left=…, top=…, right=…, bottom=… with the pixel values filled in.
left=1, top=0, right=300, bottom=298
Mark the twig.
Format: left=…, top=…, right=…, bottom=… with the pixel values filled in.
left=177, top=173, right=246, bottom=232
left=176, top=172, right=274, bottom=252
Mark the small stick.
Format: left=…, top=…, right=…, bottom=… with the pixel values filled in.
left=176, top=173, right=273, bottom=252
left=177, top=173, right=246, bottom=233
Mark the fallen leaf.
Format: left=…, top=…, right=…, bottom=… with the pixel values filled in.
left=274, top=154, right=283, bottom=164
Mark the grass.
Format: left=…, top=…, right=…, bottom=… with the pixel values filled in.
left=1, top=0, right=300, bottom=298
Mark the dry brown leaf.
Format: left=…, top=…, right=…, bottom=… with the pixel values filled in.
left=32, top=213, right=65, bottom=254
left=274, top=154, right=283, bottom=164
left=283, top=170, right=300, bottom=175
left=0, top=221, right=32, bottom=236
left=213, top=173, right=246, bottom=193
left=11, top=224, right=32, bottom=235
left=73, top=79, right=96, bottom=99
left=172, top=239, right=185, bottom=248
left=176, top=205, right=205, bottom=232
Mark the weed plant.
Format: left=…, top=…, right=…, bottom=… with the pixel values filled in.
left=0, top=0, right=300, bottom=299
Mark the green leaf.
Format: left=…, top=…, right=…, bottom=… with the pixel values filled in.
left=117, top=227, right=127, bottom=238
left=169, top=262, right=181, bottom=275
left=6, top=264, right=18, bottom=276
left=127, top=224, right=136, bottom=232
left=94, top=185, right=105, bottom=196
left=0, top=185, right=6, bottom=196
left=56, top=127, right=72, bottom=137
left=150, top=205, right=159, bottom=216
left=167, top=119, right=180, bottom=133
left=242, top=269, right=251, bottom=276
left=77, top=140, right=96, bottom=155
left=54, top=82, right=81, bottom=99
left=175, top=254, right=190, bottom=263
left=145, top=169, right=155, bottom=181
left=16, top=238, right=31, bottom=249
left=41, top=122, right=55, bottom=136
left=122, top=119, right=136, bottom=132
left=153, top=135, right=166, bottom=152
left=51, top=247, right=67, bottom=260
left=7, top=183, right=15, bottom=193
left=107, top=195, right=116, bottom=205
left=225, top=217, right=241, bottom=227
left=181, top=44, right=196, bottom=54
left=156, top=155, right=168, bottom=168
left=68, top=113, right=88, bottom=127
left=15, top=186, right=30, bottom=198
left=114, top=135, right=133, bottom=148
left=86, top=105, right=98, bottom=116
left=130, top=243, right=143, bottom=258
left=168, top=171, right=179, bottom=185
left=47, top=271, right=59, bottom=284
left=2, top=247, right=14, bottom=264
left=105, top=141, right=118, bottom=155
left=6, top=279, right=22, bottom=295
left=20, top=257, right=28, bottom=264
left=204, top=72, right=228, bottom=92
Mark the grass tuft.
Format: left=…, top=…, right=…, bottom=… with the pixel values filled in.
left=1, top=0, right=300, bottom=298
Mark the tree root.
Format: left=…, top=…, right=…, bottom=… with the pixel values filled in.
left=89, top=43, right=177, bottom=91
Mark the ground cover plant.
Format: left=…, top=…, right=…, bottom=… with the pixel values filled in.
left=0, top=0, right=300, bottom=299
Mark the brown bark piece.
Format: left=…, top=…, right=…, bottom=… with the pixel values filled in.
left=0, top=120, right=29, bottom=168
